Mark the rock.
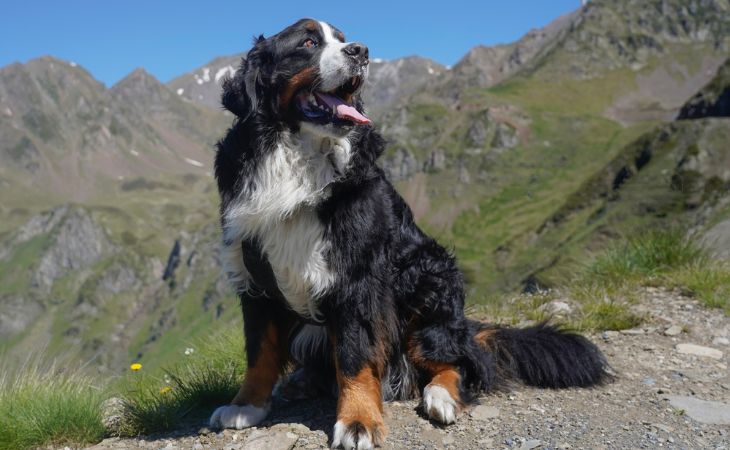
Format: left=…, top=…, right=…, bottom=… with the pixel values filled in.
left=442, top=434, right=456, bottom=445
left=519, top=439, right=542, bottom=450
left=383, top=147, right=419, bottom=181
left=675, top=343, right=724, bottom=359
left=31, top=207, right=113, bottom=291
left=665, top=396, right=730, bottom=425
left=712, top=337, right=730, bottom=346
left=620, top=328, right=645, bottom=335
left=470, top=404, right=501, bottom=420
left=492, top=122, right=519, bottom=150
left=602, top=330, right=619, bottom=340
left=424, top=149, right=446, bottom=172
left=663, top=325, right=683, bottom=336
left=243, top=427, right=299, bottom=450
left=458, top=160, right=471, bottom=184
left=538, top=300, right=573, bottom=316
left=466, top=116, right=489, bottom=147
left=101, top=397, right=125, bottom=434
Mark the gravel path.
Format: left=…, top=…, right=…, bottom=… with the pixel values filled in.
left=87, top=288, right=730, bottom=450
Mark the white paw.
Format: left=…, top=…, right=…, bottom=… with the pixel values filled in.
left=209, top=403, right=270, bottom=429
left=332, top=420, right=373, bottom=450
left=423, top=385, right=457, bottom=425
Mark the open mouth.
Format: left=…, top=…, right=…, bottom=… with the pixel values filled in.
left=297, top=76, right=371, bottom=126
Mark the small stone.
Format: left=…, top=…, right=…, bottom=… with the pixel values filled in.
left=538, top=300, right=572, bottom=316
left=651, top=423, right=674, bottom=433
left=712, top=337, right=730, bottom=346
left=664, top=325, right=683, bottom=336
left=664, top=395, right=730, bottom=425
left=470, top=405, right=501, bottom=420
left=675, top=343, right=724, bottom=359
left=519, top=439, right=542, bottom=450
left=442, top=434, right=456, bottom=445
left=620, top=328, right=645, bottom=335
left=642, top=378, right=656, bottom=386
left=243, top=429, right=298, bottom=450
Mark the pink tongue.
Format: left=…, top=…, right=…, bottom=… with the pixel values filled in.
left=314, top=92, right=371, bottom=125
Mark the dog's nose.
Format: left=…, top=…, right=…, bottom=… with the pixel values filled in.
left=343, top=42, right=369, bottom=65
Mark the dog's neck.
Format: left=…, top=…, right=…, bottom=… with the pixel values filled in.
left=285, top=126, right=353, bottom=177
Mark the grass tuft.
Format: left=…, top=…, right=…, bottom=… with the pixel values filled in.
left=119, top=327, right=245, bottom=436
left=473, top=228, right=727, bottom=332
left=0, top=357, right=106, bottom=450
left=585, top=227, right=708, bottom=287
left=568, top=227, right=728, bottom=329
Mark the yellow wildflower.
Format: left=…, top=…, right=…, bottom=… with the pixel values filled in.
left=130, top=363, right=142, bottom=371
left=159, top=386, right=172, bottom=395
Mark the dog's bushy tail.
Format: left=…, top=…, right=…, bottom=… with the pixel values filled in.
left=470, top=320, right=609, bottom=388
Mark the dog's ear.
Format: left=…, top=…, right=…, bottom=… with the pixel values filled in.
left=221, top=35, right=267, bottom=120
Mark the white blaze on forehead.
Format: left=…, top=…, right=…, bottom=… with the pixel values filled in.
left=318, top=21, right=348, bottom=91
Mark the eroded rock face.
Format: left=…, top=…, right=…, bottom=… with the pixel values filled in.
left=678, top=58, right=730, bottom=120
left=0, top=294, right=43, bottom=337
left=382, top=148, right=419, bottom=181
left=33, top=207, right=113, bottom=291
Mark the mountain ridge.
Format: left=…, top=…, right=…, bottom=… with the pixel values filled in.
left=1, top=0, right=729, bottom=374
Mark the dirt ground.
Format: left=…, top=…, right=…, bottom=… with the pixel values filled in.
left=86, top=287, right=730, bottom=450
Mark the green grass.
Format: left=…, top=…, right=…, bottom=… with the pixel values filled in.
left=119, top=327, right=245, bottom=436
left=471, top=228, right=727, bottom=331
left=666, top=262, right=730, bottom=313
left=569, top=227, right=728, bottom=328
left=0, top=357, right=106, bottom=450
left=585, top=228, right=708, bottom=287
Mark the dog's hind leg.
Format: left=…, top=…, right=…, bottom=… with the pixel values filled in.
left=407, top=336, right=467, bottom=425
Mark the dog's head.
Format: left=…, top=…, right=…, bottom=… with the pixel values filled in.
left=223, top=18, right=370, bottom=137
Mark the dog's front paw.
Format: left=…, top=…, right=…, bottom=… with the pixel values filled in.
left=423, top=385, right=458, bottom=425
left=209, top=403, right=270, bottom=429
left=332, top=420, right=385, bottom=450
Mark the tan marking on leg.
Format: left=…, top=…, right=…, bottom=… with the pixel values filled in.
left=336, top=364, right=387, bottom=445
left=408, top=337, right=464, bottom=407
left=232, top=322, right=283, bottom=407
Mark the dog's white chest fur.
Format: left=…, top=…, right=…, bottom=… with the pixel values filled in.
left=221, top=132, right=351, bottom=318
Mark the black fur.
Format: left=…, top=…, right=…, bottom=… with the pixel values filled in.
left=213, top=17, right=609, bottom=439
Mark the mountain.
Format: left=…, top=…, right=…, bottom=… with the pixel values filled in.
left=167, top=53, right=244, bottom=110
left=375, top=0, right=730, bottom=294
left=0, top=57, right=237, bottom=370
left=0, top=57, right=228, bottom=209
left=523, top=57, right=730, bottom=287
left=361, top=56, right=446, bottom=116
left=2, top=0, right=730, bottom=373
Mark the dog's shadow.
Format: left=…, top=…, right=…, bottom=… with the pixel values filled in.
left=137, top=395, right=339, bottom=444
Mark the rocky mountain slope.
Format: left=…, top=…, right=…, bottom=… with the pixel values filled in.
left=0, top=57, right=227, bottom=206
left=1, top=0, right=729, bottom=375
left=167, top=53, right=244, bottom=110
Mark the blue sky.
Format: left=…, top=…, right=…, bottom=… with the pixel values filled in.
left=2, top=1, right=580, bottom=86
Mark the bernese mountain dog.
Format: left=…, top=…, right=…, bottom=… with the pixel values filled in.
left=209, top=18, right=609, bottom=449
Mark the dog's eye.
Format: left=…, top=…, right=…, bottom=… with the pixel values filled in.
left=302, top=39, right=318, bottom=48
